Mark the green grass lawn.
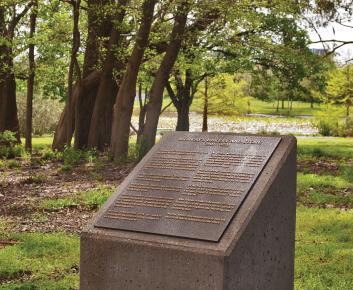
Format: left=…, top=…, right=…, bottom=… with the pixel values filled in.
left=248, top=98, right=328, bottom=116
left=1, top=207, right=352, bottom=290
left=295, top=207, right=353, bottom=290
left=137, top=96, right=341, bottom=118
left=20, top=135, right=53, bottom=150
left=0, top=224, right=79, bottom=290
left=298, top=137, right=353, bottom=159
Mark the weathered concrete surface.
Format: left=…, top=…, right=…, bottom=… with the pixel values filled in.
left=80, top=133, right=296, bottom=290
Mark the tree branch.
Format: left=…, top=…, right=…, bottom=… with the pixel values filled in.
left=309, top=39, right=353, bottom=44
left=165, top=80, right=179, bottom=107
left=130, top=122, right=138, bottom=134
left=9, top=1, right=33, bottom=34
left=160, top=101, right=173, bottom=115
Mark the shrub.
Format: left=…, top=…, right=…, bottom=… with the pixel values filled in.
left=0, top=131, right=24, bottom=159
left=62, top=147, right=82, bottom=167
left=17, top=92, right=64, bottom=136
left=7, top=160, right=21, bottom=169
left=83, top=149, right=97, bottom=163
left=0, top=130, right=17, bottom=145
left=40, top=148, right=57, bottom=160
left=317, top=120, right=334, bottom=136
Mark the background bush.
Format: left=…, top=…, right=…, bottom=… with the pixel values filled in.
left=17, top=93, right=64, bottom=136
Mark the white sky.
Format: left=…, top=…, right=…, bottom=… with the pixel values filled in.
left=308, top=21, right=353, bottom=63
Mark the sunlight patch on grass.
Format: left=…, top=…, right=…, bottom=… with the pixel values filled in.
left=295, top=207, right=353, bottom=290
left=0, top=231, right=79, bottom=290
left=298, top=173, right=352, bottom=190
left=39, top=185, right=115, bottom=211
left=297, top=137, right=353, bottom=159
left=21, top=136, right=53, bottom=150
left=303, top=190, right=353, bottom=208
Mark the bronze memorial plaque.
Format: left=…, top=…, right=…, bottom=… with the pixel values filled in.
left=95, top=133, right=281, bottom=242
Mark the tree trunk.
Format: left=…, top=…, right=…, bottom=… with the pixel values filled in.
left=111, top=0, right=156, bottom=160
left=65, top=0, right=81, bottom=147
left=87, top=0, right=128, bottom=151
left=347, top=103, right=350, bottom=118
left=25, top=2, right=37, bottom=152
left=281, top=98, right=284, bottom=109
left=176, top=104, right=190, bottom=131
left=139, top=1, right=190, bottom=155
left=82, top=0, right=113, bottom=78
left=137, top=85, right=147, bottom=144
left=52, top=86, right=78, bottom=150
left=0, top=72, right=20, bottom=142
left=56, top=0, right=112, bottom=150
left=0, top=9, right=20, bottom=142
left=74, top=71, right=102, bottom=149
left=202, top=76, right=208, bottom=132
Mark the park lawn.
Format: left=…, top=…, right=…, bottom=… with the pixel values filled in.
left=20, top=136, right=53, bottom=150
left=295, top=207, right=353, bottom=290
left=297, top=137, right=353, bottom=209
left=1, top=207, right=353, bottom=290
left=297, top=137, right=353, bottom=160
left=248, top=98, right=327, bottom=116
left=0, top=220, right=80, bottom=290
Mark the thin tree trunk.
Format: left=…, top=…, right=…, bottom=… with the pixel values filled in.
left=66, top=0, right=81, bottom=147
left=347, top=104, right=350, bottom=118
left=202, top=76, right=208, bottom=132
left=139, top=1, right=190, bottom=155
left=25, top=2, right=37, bottom=152
left=87, top=0, right=128, bottom=150
left=111, top=0, right=156, bottom=159
left=137, top=85, right=147, bottom=143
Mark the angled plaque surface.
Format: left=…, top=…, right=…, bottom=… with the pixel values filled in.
left=95, top=133, right=281, bottom=242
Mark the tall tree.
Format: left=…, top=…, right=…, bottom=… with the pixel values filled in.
left=65, top=0, right=81, bottom=146
left=139, top=0, right=190, bottom=154
left=25, top=0, right=38, bottom=151
left=0, top=1, right=33, bottom=142
left=86, top=0, right=128, bottom=150
left=110, top=0, right=156, bottom=159
left=73, top=0, right=115, bottom=149
left=52, top=0, right=82, bottom=150
left=165, top=69, right=206, bottom=131
left=327, top=64, right=353, bottom=120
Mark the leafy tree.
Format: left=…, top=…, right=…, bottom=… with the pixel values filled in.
left=0, top=0, right=33, bottom=141
left=327, top=64, right=353, bottom=120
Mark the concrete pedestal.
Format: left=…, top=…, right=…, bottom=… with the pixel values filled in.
left=80, top=135, right=296, bottom=290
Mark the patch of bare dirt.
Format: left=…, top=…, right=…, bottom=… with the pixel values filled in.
left=297, top=158, right=340, bottom=175
left=0, top=157, right=134, bottom=234
left=0, top=239, right=17, bottom=249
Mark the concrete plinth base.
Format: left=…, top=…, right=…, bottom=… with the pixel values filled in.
left=80, top=135, right=296, bottom=290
